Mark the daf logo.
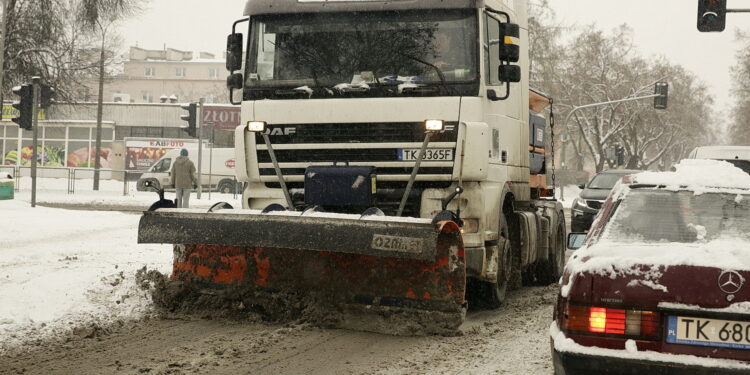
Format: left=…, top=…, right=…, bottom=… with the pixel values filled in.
left=718, top=271, right=744, bottom=294
left=265, top=127, right=297, bottom=136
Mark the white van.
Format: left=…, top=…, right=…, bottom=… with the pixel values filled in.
left=688, top=146, right=750, bottom=174
left=136, top=147, right=240, bottom=193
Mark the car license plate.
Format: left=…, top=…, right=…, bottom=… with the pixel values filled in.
left=667, top=316, right=750, bottom=350
left=398, top=149, right=454, bottom=161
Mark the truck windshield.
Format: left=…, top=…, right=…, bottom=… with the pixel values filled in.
left=244, top=9, right=478, bottom=100
left=604, top=190, right=750, bottom=243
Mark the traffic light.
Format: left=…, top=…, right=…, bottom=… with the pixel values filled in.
left=40, top=84, right=55, bottom=109
left=181, top=102, right=197, bottom=137
left=654, top=82, right=669, bottom=110
left=11, top=85, right=33, bottom=130
left=698, top=0, right=727, bottom=32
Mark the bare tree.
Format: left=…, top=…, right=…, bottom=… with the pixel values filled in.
left=77, top=0, right=142, bottom=190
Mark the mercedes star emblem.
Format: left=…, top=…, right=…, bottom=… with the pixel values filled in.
left=718, top=271, right=745, bottom=294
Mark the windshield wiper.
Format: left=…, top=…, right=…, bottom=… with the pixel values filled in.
left=397, top=52, right=451, bottom=95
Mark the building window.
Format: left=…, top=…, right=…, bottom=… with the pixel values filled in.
left=209, top=68, right=219, bottom=79
left=176, top=67, right=186, bottom=77
left=144, top=67, right=155, bottom=77
left=141, top=91, right=153, bottom=103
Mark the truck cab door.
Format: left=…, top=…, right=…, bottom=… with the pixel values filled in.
left=482, top=10, right=526, bottom=171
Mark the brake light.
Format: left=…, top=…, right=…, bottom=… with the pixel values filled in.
left=564, top=304, right=660, bottom=338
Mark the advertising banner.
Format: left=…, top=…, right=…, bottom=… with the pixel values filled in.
left=202, top=106, right=241, bottom=130
left=124, top=139, right=197, bottom=171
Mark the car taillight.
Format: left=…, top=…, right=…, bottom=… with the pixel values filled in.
left=564, top=304, right=660, bottom=338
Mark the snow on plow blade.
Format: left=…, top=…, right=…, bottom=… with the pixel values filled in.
left=138, top=209, right=466, bottom=335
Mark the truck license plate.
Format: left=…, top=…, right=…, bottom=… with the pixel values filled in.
left=667, top=316, right=750, bottom=350
left=398, top=149, right=454, bottom=161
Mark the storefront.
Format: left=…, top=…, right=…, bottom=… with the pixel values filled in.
left=1, top=121, right=116, bottom=168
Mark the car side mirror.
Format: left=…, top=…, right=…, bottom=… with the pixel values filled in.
left=499, top=65, right=521, bottom=83
left=226, top=33, right=243, bottom=72
left=567, top=233, right=587, bottom=250
left=578, top=184, right=585, bottom=190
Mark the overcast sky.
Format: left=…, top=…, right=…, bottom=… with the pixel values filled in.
left=120, top=0, right=748, bottom=115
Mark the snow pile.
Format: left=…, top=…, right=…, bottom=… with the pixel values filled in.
left=0, top=200, right=171, bottom=353
left=633, top=159, right=750, bottom=191
left=550, top=322, right=750, bottom=370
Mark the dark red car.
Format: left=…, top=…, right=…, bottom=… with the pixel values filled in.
left=552, top=160, right=750, bottom=374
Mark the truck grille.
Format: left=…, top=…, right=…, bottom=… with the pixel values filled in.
left=255, top=122, right=459, bottom=189
left=257, top=122, right=459, bottom=144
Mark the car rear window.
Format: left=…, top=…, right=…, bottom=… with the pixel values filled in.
left=603, top=189, right=750, bottom=243
left=588, top=174, right=625, bottom=189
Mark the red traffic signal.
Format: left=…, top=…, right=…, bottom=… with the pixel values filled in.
left=698, top=0, right=727, bottom=32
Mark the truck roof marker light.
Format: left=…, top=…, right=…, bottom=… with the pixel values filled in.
left=425, top=119, right=444, bottom=132
left=247, top=121, right=266, bottom=133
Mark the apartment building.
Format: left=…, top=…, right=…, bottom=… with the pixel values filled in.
left=92, top=46, right=228, bottom=104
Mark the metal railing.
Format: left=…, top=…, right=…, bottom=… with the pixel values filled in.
left=1, top=165, right=242, bottom=199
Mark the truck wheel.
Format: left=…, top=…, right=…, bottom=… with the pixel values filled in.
left=217, top=180, right=235, bottom=194
left=536, top=217, right=566, bottom=285
left=482, top=215, right=513, bottom=308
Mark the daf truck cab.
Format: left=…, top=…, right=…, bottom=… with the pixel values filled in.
left=219, top=0, right=566, bottom=305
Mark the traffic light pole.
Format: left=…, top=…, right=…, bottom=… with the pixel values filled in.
left=197, top=98, right=204, bottom=199
left=30, top=77, right=40, bottom=208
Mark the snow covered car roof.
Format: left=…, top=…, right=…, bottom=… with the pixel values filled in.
left=631, top=159, right=750, bottom=192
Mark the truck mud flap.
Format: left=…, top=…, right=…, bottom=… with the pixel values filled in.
left=138, top=209, right=466, bottom=335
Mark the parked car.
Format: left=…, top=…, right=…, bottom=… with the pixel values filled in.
left=552, top=159, right=750, bottom=374
left=689, top=145, right=750, bottom=175
left=570, top=169, right=640, bottom=232
left=136, top=147, right=240, bottom=193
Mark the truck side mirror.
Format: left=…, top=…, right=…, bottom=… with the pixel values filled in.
left=227, top=73, right=244, bottom=90
left=501, top=23, right=520, bottom=38
left=499, top=44, right=519, bottom=63
left=226, top=33, right=244, bottom=72
left=499, top=65, right=521, bottom=83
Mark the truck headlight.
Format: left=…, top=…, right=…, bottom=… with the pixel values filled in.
left=246, top=121, right=266, bottom=133
left=425, top=119, right=444, bottom=132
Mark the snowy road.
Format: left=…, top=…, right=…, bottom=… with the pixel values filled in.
left=0, top=285, right=558, bottom=375
left=0, top=193, right=570, bottom=375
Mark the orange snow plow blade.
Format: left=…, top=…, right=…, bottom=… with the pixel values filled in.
left=138, top=209, right=466, bottom=335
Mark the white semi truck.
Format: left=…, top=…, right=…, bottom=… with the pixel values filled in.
left=139, top=0, right=566, bottom=333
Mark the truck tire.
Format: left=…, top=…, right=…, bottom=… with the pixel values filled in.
left=481, top=215, right=513, bottom=308
left=535, top=216, right=566, bottom=285
left=217, top=179, right=236, bottom=194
